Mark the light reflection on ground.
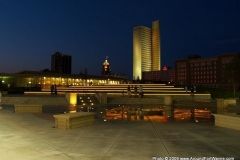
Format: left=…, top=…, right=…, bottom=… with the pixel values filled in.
left=103, top=107, right=213, bottom=123
left=41, top=104, right=213, bottom=123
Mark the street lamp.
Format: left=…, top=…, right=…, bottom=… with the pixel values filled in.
left=28, top=81, right=32, bottom=91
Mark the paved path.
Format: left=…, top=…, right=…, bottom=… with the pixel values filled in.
left=0, top=110, right=239, bottom=160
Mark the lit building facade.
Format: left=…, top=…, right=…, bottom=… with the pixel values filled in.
left=51, top=52, right=72, bottom=74
left=175, top=53, right=239, bottom=87
left=133, top=20, right=161, bottom=80
left=133, top=26, right=151, bottom=80
left=0, top=72, right=127, bottom=89
left=151, top=20, right=161, bottom=71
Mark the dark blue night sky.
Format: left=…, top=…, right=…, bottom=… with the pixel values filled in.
left=0, top=0, right=240, bottom=77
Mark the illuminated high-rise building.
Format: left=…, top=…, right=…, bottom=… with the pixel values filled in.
left=133, top=20, right=161, bottom=80
left=151, top=20, right=161, bottom=71
left=133, top=26, right=151, bottom=80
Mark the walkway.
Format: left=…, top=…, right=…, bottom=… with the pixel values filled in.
left=0, top=110, right=239, bottom=160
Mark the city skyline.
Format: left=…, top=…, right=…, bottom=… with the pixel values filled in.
left=0, top=0, right=240, bottom=77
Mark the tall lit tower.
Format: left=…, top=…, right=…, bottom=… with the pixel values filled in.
left=133, top=26, right=151, bottom=80
left=102, top=56, right=111, bottom=75
left=132, top=20, right=161, bottom=80
left=151, top=20, right=161, bottom=71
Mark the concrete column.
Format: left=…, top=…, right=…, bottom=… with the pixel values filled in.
left=0, top=91, right=2, bottom=104
left=139, top=110, right=144, bottom=120
left=134, top=109, right=138, bottom=120
left=216, top=99, right=224, bottom=113
left=164, top=96, right=172, bottom=106
left=165, top=106, right=172, bottom=118
left=127, top=111, right=131, bottom=121
left=163, top=96, right=173, bottom=121
left=66, top=93, right=77, bottom=106
left=0, top=92, right=2, bottom=109
left=96, top=93, right=107, bottom=104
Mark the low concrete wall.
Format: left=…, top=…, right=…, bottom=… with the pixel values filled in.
left=53, top=112, right=95, bottom=129
left=2, top=96, right=68, bottom=106
left=107, top=97, right=164, bottom=105
left=214, top=114, right=240, bottom=131
left=15, top=104, right=42, bottom=113
left=107, top=94, right=211, bottom=106
left=171, top=94, right=211, bottom=101
left=216, top=99, right=237, bottom=113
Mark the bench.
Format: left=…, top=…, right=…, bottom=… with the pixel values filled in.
left=14, top=104, right=42, bottom=113
left=53, top=112, right=95, bottom=129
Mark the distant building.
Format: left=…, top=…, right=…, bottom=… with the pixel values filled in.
left=142, top=65, right=175, bottom=83
left=102, top=57, right=111, bottom=75
left=0, top=72, right=127, bottom=89
left=175, top=53, right=239, bottom=88
left=51, top=52, right=72, bottom=74
left=133, top=20, right=161, bottom=80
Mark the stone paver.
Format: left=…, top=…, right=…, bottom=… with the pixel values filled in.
left=0, top=110, right=240, bottom=160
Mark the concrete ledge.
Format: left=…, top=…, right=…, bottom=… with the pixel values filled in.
left=214, top=114, right=240, bottom=131
left=2, top=96, right=68, bottom=106
left=53, top=112, right=95, bottom=129
left=216, top=98, right=237, bottom=113
left=15, top=104, right=42, bottom=113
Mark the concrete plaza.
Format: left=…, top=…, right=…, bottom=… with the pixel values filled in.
left=0, top=109, right=239, bottom=160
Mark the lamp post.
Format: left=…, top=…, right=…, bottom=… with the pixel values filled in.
left=28, top=81, right=32, bottom=91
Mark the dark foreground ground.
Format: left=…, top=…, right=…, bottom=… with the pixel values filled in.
left=0, top=109, right=239, bottom=160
